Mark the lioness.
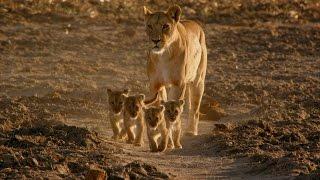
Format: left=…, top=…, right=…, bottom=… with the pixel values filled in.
left=161, top=99, right=184, bottom=149
left=143, top=5, right=207, bottom=136
left=144, top=105, right=168, bottom=152
left=107, top=88, right=128, bottom=140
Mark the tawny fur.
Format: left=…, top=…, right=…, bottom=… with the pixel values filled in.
left=107, top=89, right=128, bottom=140
left=123, top=94, right=146, bottom=146
left=144, top=105, right=168, bottom=152
left=123, top=93, right=160, bottom=146
left=161, top=99, right=184, bottom=149
left=144, top=5, right=207, bottom=136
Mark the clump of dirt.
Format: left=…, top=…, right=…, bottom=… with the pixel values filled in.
left=105, top=161, right=170, bottom=179
left=210, top=119, right=320, bottom=177
left=200, top=96, right=227, bottom=121
left=0, top=96, right=170, bottom=179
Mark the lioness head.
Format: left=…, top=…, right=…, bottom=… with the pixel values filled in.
left=124, top=94, right=145, bottom=119
left=107, top=89, right=129, bottom=114
left=161, top=100, right=184, bottom=123
left=144, top=105, right=165, bottom=129
left=143, top=5, right=182, bottom=53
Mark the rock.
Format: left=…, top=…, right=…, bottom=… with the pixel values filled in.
left=31, top=158, right=39, bottom=167
left=85, top=168, right=107, bottom=180
left=213, top=123, right=232, bottom=131
left=55, top=164, right=69, bottom=175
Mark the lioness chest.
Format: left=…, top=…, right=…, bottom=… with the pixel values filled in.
left=149, top=38, right=202, bottom=85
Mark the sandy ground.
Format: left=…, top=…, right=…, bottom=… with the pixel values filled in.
left=0, top=1, right=319, bottom=179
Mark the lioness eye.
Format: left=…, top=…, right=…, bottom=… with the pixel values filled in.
left=162, top=24, right=169, bottom=30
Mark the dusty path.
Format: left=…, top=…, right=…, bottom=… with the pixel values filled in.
left=66, top=113, right=281, bottom=179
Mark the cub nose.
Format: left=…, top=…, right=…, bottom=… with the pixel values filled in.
left=152, top=39, right=160, bottom=44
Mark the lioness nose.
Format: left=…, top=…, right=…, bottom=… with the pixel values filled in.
left=152, top=39, right=160, bottom=44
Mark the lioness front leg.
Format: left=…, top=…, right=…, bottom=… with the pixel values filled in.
left=186, top=81, right=204, bottom=136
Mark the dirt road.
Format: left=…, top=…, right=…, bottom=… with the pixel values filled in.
left=1, top=1, right=319, bottom=178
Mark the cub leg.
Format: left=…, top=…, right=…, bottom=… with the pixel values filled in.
left=173, top=127, right=182, bottom=149
left=147, top=131, right=158, bottom=152
left=134, top=120, right=144, bottom=146
left=110, top=118, right=120, bottom=140
left=125, top=124, right=135, bottom=144
left=158, top=129, right=169, bottom=152
left=118, top=127, right=127, bottom=140
left=167, top=129, right=174, bottom=149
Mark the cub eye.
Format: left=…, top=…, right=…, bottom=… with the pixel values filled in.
left=174, top=110, right=179, bottom=114
left=162, top=24, right=169, bottom=30
left=147, top=25, right=152, bottom=30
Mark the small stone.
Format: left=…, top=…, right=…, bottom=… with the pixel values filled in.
left=31, top=158, right=39, bottom=167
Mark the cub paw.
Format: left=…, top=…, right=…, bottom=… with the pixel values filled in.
left=133, top=141, right=143, bottom=147
left=175, top=144, right=182, bottom=149
left=126, top=139, right=134, bottom=144
left=111, top=135, right=119, bottom=140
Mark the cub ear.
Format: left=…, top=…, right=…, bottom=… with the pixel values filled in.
left=178, top=99, right=185, bottom=106
left=137, top=94, right=145, bottom=101
left=123, top=89, right=130, bottom=95
left=107, top=88, right=112, bottom=95
left=121, top=94, right=128, bottom=99
left=143, top=6, right=152, bottom=17
left=160, top=100, right=165, bottom=105
left=159, top=105, right=165, bottom=112
left=167, top=4, right=181, bottom=22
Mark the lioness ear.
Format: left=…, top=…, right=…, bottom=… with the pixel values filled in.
left=143, top=6, right=152, bottom=17
left=138, top=94, right=145, bottom=101
left=178, top=99, right=185, bottom=106
left=167, top=4, right=181, bottom=22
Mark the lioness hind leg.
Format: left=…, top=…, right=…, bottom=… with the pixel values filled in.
left=186, top=81, right=204, bottom=136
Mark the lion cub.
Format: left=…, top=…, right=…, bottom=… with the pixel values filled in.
left=144, top=105, right=169, bottom=152
left=123, top=94, right=147, bottom=146
left=161, top=100, right=184, bottom=149
left=107, top=88, right=129, bottom=140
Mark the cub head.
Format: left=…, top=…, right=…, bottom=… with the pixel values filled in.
left=107, top=88, right=129, bottom=114
left=143, top=5, right=182, bottom=53
left=161, top=100, right=184, bottom=123
left=144, top=105, right=165, bottom=129
left=124, top=94, right=145, bottom=119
